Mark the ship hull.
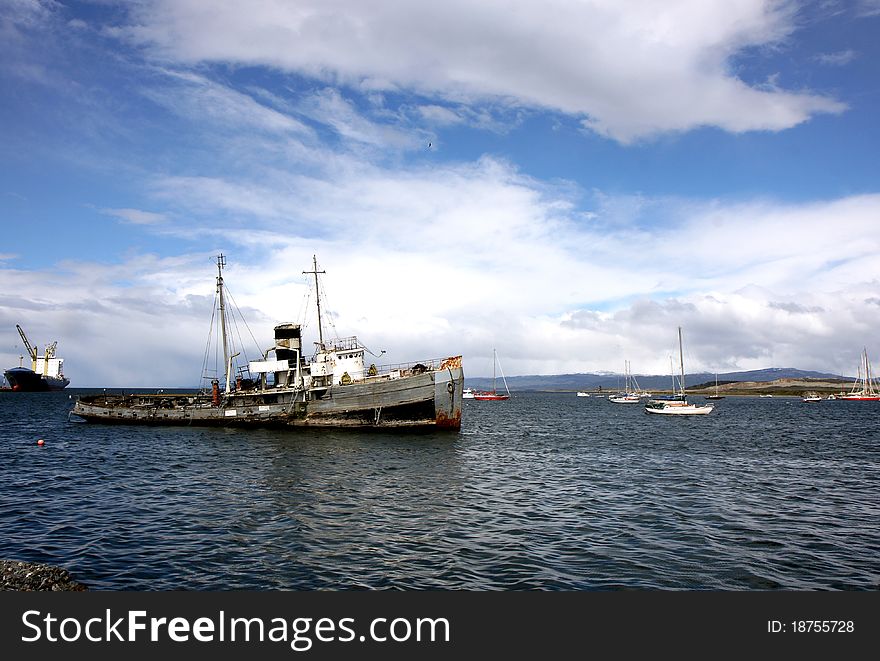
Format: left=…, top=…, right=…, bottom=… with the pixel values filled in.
left=4, top=367, right=70, bottom=392
left=72, top=361, right=463, bottom=430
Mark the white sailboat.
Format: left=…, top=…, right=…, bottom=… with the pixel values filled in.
left=609, top=360, right=640, bottom=403
left=645, top=327, right=714, bottom=416
left=839, top=347, right=880, bottom=400
left=706, top=373, right=725, bottom=400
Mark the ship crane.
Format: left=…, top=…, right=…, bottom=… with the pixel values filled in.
left=16, top=324, right=38, bottom=371
left=43, top=341, right=58, bottom=374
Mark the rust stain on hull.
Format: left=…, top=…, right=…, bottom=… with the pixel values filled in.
left=435, top=411, right=462, bottom=430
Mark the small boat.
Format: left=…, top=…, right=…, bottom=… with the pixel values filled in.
left=474, top=392, right=509, bottom=401
left=838, top=348, right=880, bottom=401
left=473, top=349, right=510, bottom=401
left=462, top=388, right=476, bottom=399
left=72, top=255, right=463, bottom=429
left=705, top=373, right=725, bottom=400
left=609, top=360, right=642, bottom=403
left=759, top=394, right=774, bottom=398
left=802, top=392, right=822, bottom=402
left=645, top=327, right=714, bottom=416
left=576, top=391, right=590, bottom=397
left=3, top=325, right=70, bottom=391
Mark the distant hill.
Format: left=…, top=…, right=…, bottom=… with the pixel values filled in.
left=463, top=367, right=847, bottom=392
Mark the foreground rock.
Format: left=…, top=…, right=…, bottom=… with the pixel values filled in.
left=0, top=560, right=87, bottom=591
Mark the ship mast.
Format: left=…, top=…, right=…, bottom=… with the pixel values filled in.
left=303, top=255, right=326, bottom=350
left=216, top=254, right=230, bottom=391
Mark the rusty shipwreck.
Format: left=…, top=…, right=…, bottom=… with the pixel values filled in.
left=72, top=255, right=463, bottom=430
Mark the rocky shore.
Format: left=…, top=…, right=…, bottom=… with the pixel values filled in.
left=0, top=560, right=87, bottom=591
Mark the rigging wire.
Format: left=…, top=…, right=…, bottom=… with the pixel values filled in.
left=317, top=274, right=339, bottom=341
left=297, top=282, right=313, bottom=337
left=224, top=287, right=262, bottom=366
left=198, top=268, right=265, bottom=389
left=200, top=288, right=220, bottom=390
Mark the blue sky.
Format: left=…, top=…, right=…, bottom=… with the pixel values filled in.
left=2, top=0, right=879, bottom=386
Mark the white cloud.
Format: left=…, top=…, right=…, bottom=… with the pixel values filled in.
left=857, top=0, right=880, bottom=17
left=0, top=0, right=61, bottom=85
left=299, top=87, right=423, bottom=149
left=144, top=68, right=314, bottom=137
left=113, top=0, right=846, bottom=143
left=1, top=0, right=875, bottom=387
left=814, top=49, right=857, bottom=65
left=100, top=207, right=168, bottom=225
left=4, top=153, right=878, bottom=385
left=417, top=104, right=465, bottom=126
left=560, top=286, right=880, bottom=378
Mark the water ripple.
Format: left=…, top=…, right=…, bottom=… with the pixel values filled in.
left=1, top=391, right=878, bottom=590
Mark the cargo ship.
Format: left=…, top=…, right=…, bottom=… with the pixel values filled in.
left=3, top=325, right=70, bottom=391
left=72, top=255, right=463, bottom=430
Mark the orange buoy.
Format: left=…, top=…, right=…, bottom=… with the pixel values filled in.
left=37, top=439, right=45, bottom=446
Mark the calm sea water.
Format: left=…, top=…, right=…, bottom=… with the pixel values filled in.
left=1, top=390, right=877, bottom=590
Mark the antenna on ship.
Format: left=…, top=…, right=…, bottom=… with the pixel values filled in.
left=303, top=255, right=326, bottom=350
left=216, top=254, right=231, bottom=393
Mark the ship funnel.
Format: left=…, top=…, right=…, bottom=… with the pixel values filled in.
left=272, top=324, right=301, bottom=388
left=274, top=324, right=302, bottom=354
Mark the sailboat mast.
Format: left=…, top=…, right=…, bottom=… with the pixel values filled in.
left=493, top=348, right=497, bottom=392
left=678, top=326, right=685, bottom=397
left=498, top=351, right=511, bottom=396
left=216, top=254, right=230, bottom=390
left=870, top=349, right=876, bottom=395
left=861, top=349, right=865, bottom=392
left=303, top=255, right=327, bottom=349
left=856, top=350, right=864, bottom=393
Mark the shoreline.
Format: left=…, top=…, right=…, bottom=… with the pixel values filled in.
left=0, top=559, right=87, bottom=591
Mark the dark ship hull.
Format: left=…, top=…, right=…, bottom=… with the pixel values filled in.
left=4, top=367, right=70, bottom=392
